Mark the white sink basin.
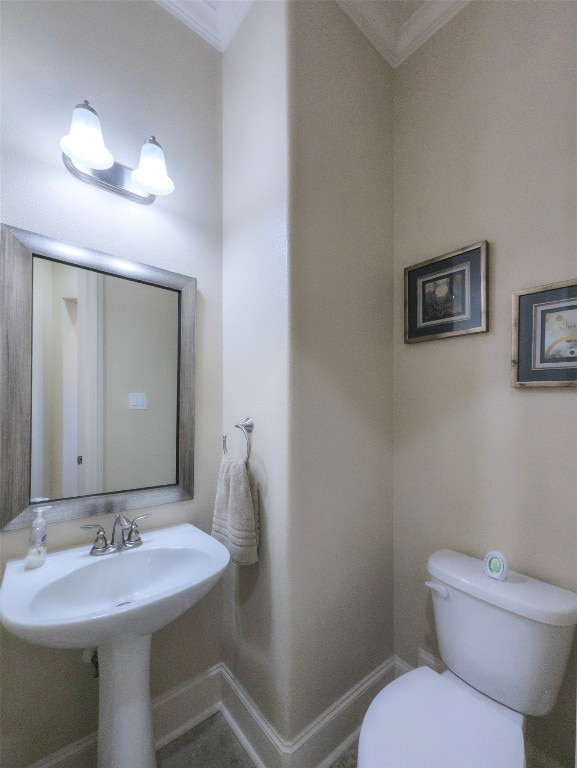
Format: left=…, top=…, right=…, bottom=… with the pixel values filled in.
left=0, top=522, right=230, bottom=648
left=1, top=521, right=230, bottom=768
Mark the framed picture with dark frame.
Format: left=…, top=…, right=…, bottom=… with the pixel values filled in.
left=404, top=241, right=488, bottom=343
left=512, top=278, right=577, bottom=388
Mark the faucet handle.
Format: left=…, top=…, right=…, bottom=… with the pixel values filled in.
left=81, top=524, right=109, bottom=555
left=126, top=514, right=150, bottom=546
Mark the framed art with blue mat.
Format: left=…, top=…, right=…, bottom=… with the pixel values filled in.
left=404, top=241, right=488, bottom=343
left=512, top=278, right=577, bottom=387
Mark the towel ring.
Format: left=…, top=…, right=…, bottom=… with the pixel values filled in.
left=235, top=418, right=254, bottom=461
left=222, top=418, right=254, bottom=462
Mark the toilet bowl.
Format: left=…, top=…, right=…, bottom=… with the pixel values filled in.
left=357, top=549, right=577, bottom=768
left=358, top=666, right=525, bottom=768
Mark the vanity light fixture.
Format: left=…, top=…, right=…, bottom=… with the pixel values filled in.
left=60, top=100, right=175, bottom=205
left=132, top=137, right=175, bottom=196
left=60, top=100, right=113, bottom=170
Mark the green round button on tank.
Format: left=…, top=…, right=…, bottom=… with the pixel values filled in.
left=484, top=550, right=508, bottom=581
left=489, top=557, right=501, bottom=573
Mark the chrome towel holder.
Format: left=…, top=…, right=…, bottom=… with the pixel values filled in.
left=222, top=417, right=254, bottom=462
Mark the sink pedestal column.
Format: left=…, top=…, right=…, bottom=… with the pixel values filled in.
left=97, top=634, right=157, bottom=768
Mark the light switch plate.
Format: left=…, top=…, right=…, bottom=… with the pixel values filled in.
left=128, top=392, right=147, bottom=410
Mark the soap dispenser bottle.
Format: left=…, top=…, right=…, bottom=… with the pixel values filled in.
left=25, top=506, right=50, bottom=569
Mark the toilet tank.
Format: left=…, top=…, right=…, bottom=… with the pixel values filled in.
left=427, top=550, right=577, bottom=716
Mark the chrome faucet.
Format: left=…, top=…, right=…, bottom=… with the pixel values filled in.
left=82, top=514, right=150, bottom=556
left=110, top=514, right=131, bottom=549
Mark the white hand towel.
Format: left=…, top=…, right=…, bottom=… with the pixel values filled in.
left=211, top=454, right=259, bottom=565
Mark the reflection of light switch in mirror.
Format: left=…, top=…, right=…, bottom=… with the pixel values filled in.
left=128, top=392, right=147, bottom=410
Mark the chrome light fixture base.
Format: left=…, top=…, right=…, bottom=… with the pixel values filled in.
left=62, top=153, right=156, bottom=205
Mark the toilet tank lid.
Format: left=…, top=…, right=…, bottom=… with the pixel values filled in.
left=427, top=550, right=577, bottom=626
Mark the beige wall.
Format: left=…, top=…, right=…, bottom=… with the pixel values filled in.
left=393, top=2, right=577, bottom=764
left=288, top=0, right=394, bottom=737
left=222, top=0, right=293, bottom=736
left=0, top=2, right=223, bottom=766
left=103, top=278, right=178, bottom=491
left=222, top=0, right=394, bottom=743
left=1, top=0, right=576, bottom=766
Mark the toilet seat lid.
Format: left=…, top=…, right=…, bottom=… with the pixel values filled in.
left=358, top=667, right=525, bottom=768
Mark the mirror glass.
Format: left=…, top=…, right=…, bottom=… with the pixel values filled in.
left=31, top=257, right=179, bottom=501
left=1, top=225, right=195, bottom=530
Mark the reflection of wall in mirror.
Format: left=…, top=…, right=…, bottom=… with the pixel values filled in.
left=104, top=278, right=178, bottom=492
left=31, top=260, right=180, bottom=501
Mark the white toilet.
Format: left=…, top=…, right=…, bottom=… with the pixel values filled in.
left=358, top=549, right=577, bottom=768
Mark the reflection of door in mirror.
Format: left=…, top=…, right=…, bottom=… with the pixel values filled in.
left=31, top=257, right=179, bottom=502
left=61, top=296, right=79, bottom=497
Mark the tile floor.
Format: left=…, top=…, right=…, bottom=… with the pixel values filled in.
left=157, top=712, right=358, bottom=767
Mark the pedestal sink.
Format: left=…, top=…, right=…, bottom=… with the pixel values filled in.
left=0, top=523, right=230, bottom=768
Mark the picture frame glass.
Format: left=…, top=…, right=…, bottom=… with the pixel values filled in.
left=514, top=281, right=577, bottom=387
left=532, top=298, right=577, bottom=370
left=417, top=263, right=471, bottom=329
left=405, top=242, right=487, bottom=343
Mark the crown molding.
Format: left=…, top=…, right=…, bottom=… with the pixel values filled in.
left=335, top=0, right=399, bottom=66
left=215, top=1, right=254, bottom=49
left=336, top=0, right=470, bottom=68
left=155, top=0, right=469, bottom=65
left=154, top=0, right=253, bottom=52
left=396, top=0, right=471, bottom=66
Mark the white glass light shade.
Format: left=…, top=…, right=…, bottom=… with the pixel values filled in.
left=60, top=101, right=114, bottom=170
left=131, top=137, right=175, bottom=196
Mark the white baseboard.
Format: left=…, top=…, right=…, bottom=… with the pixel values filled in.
left=30, top=651, right=565, bottom=768
left=393, top=653, right=413, bottom=677
left=221, top=656, right=396, bottom=768
left=153, top=663, right=223, bottom=748
left=26, top=662, right=223, bottom=768
left=26, top=656, right=397, bottom=768
left=417, top=647, right=446, bottom=674
left=26, top=734, right=97, bottom=768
